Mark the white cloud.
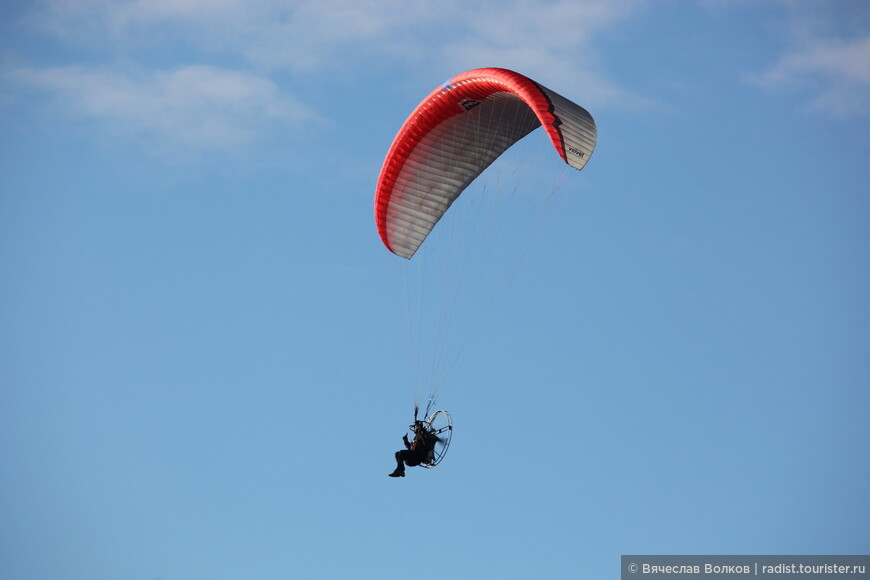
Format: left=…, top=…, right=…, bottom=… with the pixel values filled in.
left=758, top=36, right=870, bottom=87
left=29, top=0, right=437, bottom=69
left=746, top=4, right=870, bottom=117
left=7, top=0, right=647, bottom=155
left=436, top=0, right=646, bottom=107
left=28, top=0, right=643, bottom=103
left=9, top=64, right=318, bottom=152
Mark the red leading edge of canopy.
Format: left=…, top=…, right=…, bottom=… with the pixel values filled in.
left=373, top=68, right=566, bottom=257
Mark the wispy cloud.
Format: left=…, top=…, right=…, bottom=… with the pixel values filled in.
left=7, top=0, right=645, bottom=154
left=745, top=4, right=870, bottom=117
left=435, top=0, right=645, bottom=107
left=25, top=0, right=643, bottom=98
left=9, top=64, right=317, bottom=153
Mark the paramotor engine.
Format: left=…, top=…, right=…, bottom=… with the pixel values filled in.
left=420, top=409, right=453, bottom=468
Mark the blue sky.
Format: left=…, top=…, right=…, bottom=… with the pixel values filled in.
left=2, top=1, right=869, bottom=579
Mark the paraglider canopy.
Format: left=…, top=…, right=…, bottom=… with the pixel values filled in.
left=375, top=67, right=597, bottom=259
